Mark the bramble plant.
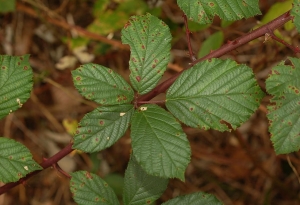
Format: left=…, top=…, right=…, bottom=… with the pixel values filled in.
left=1, top=0, right=300, bottom=204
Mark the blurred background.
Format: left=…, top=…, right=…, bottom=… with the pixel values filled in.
left=0, top=0, right=300, bottom=204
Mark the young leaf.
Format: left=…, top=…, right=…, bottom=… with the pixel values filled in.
left=292, top=0, right=300, bottom=32
left=177, top=0, right=261, bottom=24
left=162, top=192, right=223, bottom=205
left=121, top=13, right=171, bottom=94
left=70, top=171, right=119, bottom=205
left=72, top=64, right=134, bottom=105
left=166, top=58, right=264, bottom=131
left=0, top=137, right=42, bottom=183
left=266, top=57, right=300, bottom=154
left=123, top=155, right=168, bottom=205
left=73, top=104, right=134, bottom=153
left=131, top=104, right=191, bottom=180
left=0, top=55, right=33, bottom=120
left=198, top=31, right=224, bottom=58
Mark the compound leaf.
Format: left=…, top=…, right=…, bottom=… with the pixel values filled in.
left=177, top=0, right=261, bottom=24
left=266, top=57, right=300, bottom=154
left=121, top=13, right=171, bottom=94
left=292, top=0, right=300, bottom=32
left=166, top=58, right=264, bottom=131
left=162, top=192, right=223, bottom=205
left=130, top=104, right=191, bottom=180
left=0, top=55, right=33, bottom=120
left=70, top=171, right=119, bottom=205
left=73, top=104, right=134, bottom=153
left=72, top=64, right=134, bottom=105
left=123, top=155, right=168, bottom=205
left=0, top=137, right=42, bottom=183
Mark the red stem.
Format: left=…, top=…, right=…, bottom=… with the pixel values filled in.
left=183, top=14, right=197, bottom=62
left=268, top=32, right=300, bottom=53
left=138, top=11, right=294, bottom=103
left=0, top=142, right=74, bottom=195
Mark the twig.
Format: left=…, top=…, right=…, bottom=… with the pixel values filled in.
left=137, top=11, right=294, bottom=103
left=287, top=155, right=300, bottom=184
left=267, top=31, right=300, bottom=53
left=31, top=92, right=65, bottom=133
left=0, top=142, right=74, bottom=195
left=183, top=14, right=197, bottom=62
left=16, top=2, right=128, bottom=49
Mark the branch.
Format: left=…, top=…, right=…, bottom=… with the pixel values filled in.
left=0, top=142, right=74, bottom=195
left=16, top=2, right=128, bottom=49
left=183, top=14, right=197, bottom=62
left=138, top=11, right=294, bottom=102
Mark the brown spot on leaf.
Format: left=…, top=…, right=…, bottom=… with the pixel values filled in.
left=85, top=171, right=92, bottom=179
left=136, top=76, right=141, bottom=82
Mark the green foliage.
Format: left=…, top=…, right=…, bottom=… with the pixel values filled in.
left=0, top=0, right=15, bottom=13
left=73, top=104, right=134, bottom=152
left=292, top=0, right=300, bottom=32
left=121, top=13, right=172, bottom=94
left=266, top=58, right=300, bottom=154
left=0, top=55, right=33, bottom=119
left=198, top=31, right=224, bottom=58
left=2, top=0, right=300, bottom=204
left=88, top=0, right=150, bottom=35
left=123, top=156, right=168, bottom=205
left=70, top=171, right=119, bottom=205
left=166, top=58, right=264, bottom=131
left=162, top=192, right=223, bottom=205
left=0, top=138, right=42, bottom=183
left=131, top=104, right=191, bottom=180
left=177, top=0, right=261, bottom=24
left=72, top=64, right=134, bottom=105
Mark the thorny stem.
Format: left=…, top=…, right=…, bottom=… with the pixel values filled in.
left=0, top=142, right=74, bottom=195
left=183, top=14, right=197, bottom=62
left=267, top=31, right=300, bottom=53
left=137, top=11, right=294, bottom=103
left=0, top=10, right=296, bottom=195
left=53, top=163, right=72, bottom=179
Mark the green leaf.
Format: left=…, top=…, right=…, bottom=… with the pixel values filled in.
left=70, top=171, right=119, bottom=205
left=166, top=58, right=264, bottom=131
left=103, top=174, right=124, bottom=199
left=73, top=104, right=134, bottom=153
left=261, top=0, right=292, bottom=24
left=121, top=13, right=172, bottom=94
left=88, top=0, right=149, bottom=35
left=266, top=57, right=300, bottom=154
left=123, top=155, right=168, bottom=205
left=162, top=192, right=223, bottom=205
left=72, top=64, right=134, bottom=105
left=0, top=0, right=15, bottom=13
left=198, top=31, right=224, bottom=58
left=0, top=55, right=33, bottom=120
left=292, top=0, right=300, bottom=32
left=177, top=0, right=261, bottom=24
left=0, top=137, right=42, bottom=183
left=131, top=104, right=191, bottom=180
